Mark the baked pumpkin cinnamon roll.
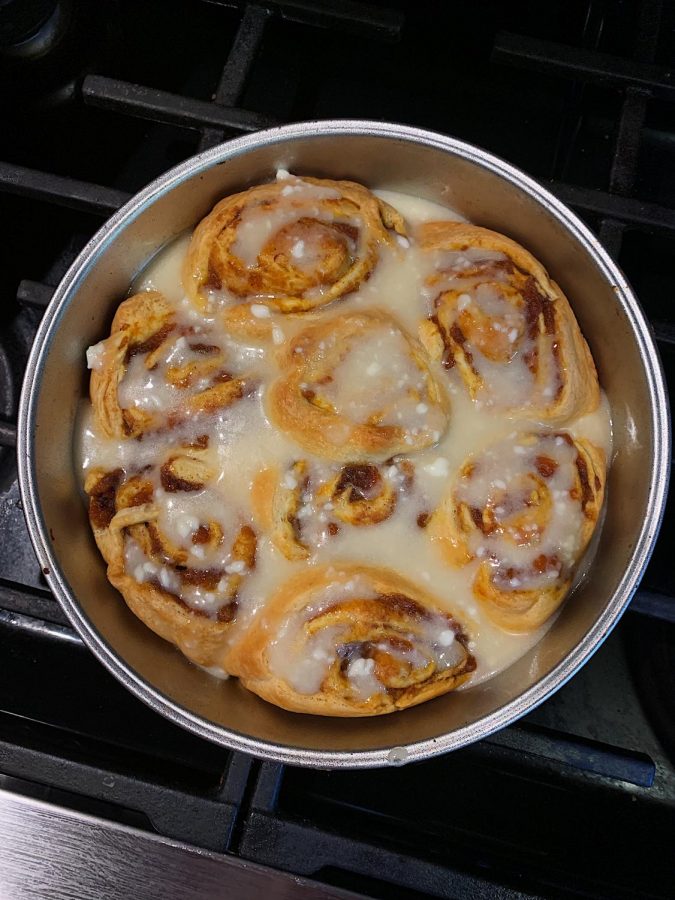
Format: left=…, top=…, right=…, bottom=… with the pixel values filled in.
left=251, top=457, right=414, bottom=560
left=418, top=222, right=599, bottom=424
left=428, top=431, right=606, bottom=632
left=84, top=453, right=256, bottom=668
left=225, top=565, right=476, bottom=716
left=89, top=290, right=251, bottom=439
left=267, top=311, right=449, bottom=461
left=183, top=174, right=406, bottom=337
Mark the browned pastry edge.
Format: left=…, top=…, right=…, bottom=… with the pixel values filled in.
left=89, top=290, right=249, bottom=440
left=84, top=465, right=256, bottom=669
left=90, top=291, right=174, bottom=438
left=225, top=564, right=476, bottom=716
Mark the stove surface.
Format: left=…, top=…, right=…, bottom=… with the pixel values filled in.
left=0, top=2, right=673, bottom=898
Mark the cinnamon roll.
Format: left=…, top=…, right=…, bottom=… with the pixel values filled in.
left=428, top=431, right=606, bottom=632
left=225, top=565, right=476, bottom=716
left=267, top=311, right=449, bottom=461
left=183, top=175, right=406, bottom=338
left=89, top=290, right=250, bottom=439
left=418, top=222, right=599, bottom=423
left=84, top=453, right=256, bottom=668
left=251, top=458, right=414, bottom=560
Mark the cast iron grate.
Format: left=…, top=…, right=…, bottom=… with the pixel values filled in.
left=0, top=2, right=673, bottom=898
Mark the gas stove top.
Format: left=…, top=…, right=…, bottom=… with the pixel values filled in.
left=0, top=1, right=673, bottom=897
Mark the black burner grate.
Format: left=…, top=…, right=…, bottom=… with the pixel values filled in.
left=0, top=2, right=673, bottom=898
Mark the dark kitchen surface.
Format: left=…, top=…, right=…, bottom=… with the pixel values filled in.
left=0, top=1, right=674, bottom=898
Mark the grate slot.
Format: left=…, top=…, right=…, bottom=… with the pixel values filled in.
left=609, top=88, right=651, bottom=195
left=211, top=4, right=272, bottom=106
left=603, top=0, right=663, bottom=258
left=0, top=730, right=246, bottom=852
left=0, top=583, right=67, bottom=629
left=653, top=321, right=675, bottom=346
left=629, top=589, right=675, bottom=624
left=495, top=1, right=666, bottom=262
left=549, top=179, right=675, bottom=232
left=482, top=723, right=655, bottom=787
left=239, top=751, right=672, bottom=899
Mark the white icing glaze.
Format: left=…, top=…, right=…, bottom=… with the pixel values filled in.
left=79, top=187, right=612, bottom=696
left=117, top=355, right=176, bottom=412
left=435, top=251, right=558, bottom=409
left=455, top=433, right=587, bottom=590
left=139, top=233, right=192, bottom=302
left=317, top=321, right=445, bottom=436
left=265, top=573, right=468, bottom=698
left=276, top=457, right=413, bottom=550
left=86, top=341, right=106, bottom=371
left=374, top=190, right=466, bottom=225
left=231, top=177, right=343, bottom=268
left=196, top=663, right=230, bottom=680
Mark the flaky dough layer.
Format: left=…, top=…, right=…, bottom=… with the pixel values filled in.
left=182, top=176, right=406, bottom=341
left=428, top=432, right=606, bottom=633
left=418, top=221, right=600, bottom=424
left=225, top=564, right=476, bottom=716
left=267, top=311, right=449, bottom=462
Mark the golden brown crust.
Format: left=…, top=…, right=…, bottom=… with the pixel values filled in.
left=471, top=563, right=568, bottom=636
left=182, top=176, right=407, bottom=339
left=90, top=291, right=174, bottom=438
left=89, top=290, right=249, bottom=440
left=106, top=570, right=234, bottom=669
left=267, top=311, right=449, bottom=462
left=84, top=463, right=256, bottom=668
left=428, top=432, right=606, bottom=633
left=417, top=222, right=600, bottom=424
left=225, top=564, right=476, bottom=716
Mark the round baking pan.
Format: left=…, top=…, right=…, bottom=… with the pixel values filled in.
left=17, top=121, right=671, bottom=767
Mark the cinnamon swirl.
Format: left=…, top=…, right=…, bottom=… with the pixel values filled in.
left=85, top=455, right=256, bottom=668
left=90, top=290, right=251, bottom=439
left=225, top=565, right=476, bottom=716
left=251, top=458, right=414, bottom=560
left=267, top=311, right=449, bottom=461
left=418, top=222, right=599, bottom=423
left=428, top=431, right=606, bottom=632
left=183, top=174, right=406, bottom=339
